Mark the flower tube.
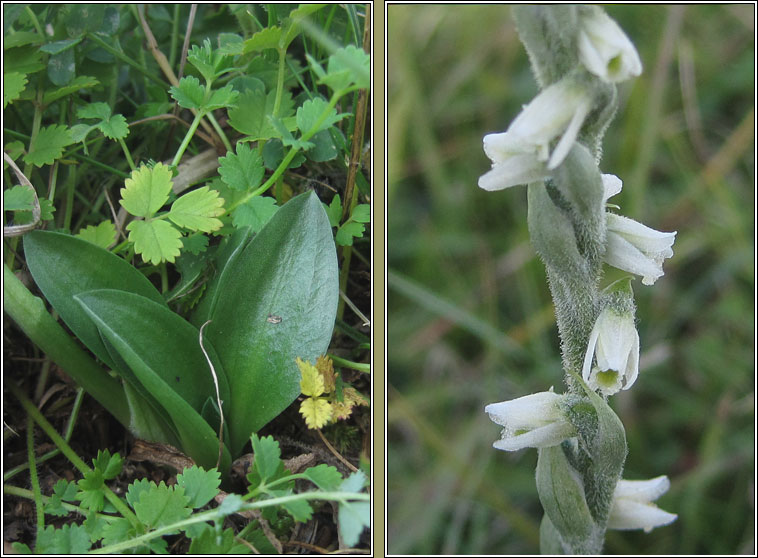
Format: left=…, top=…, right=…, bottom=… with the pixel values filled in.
left=485, top=390, right=575, bottom=451
left=608, top=476, right=678, bottom=532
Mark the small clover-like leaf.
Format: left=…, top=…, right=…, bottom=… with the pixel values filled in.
left=127, top=219, right=183, bottom=264
left=98, top=114, right=129, bottom=140
left=169, top=76, right=206, bottom=110
left=176, top=465, right=221, bottom=509
left=227, top=88, right=294, bottom=141
left=23, top=124, right=73, bottom=168
left=297, top=357, right=324, bottom=397
left=168, top=186, right=225, bottom=232
left=242, top=26, right=282, bottom=53
left=38, top=198, right=56, bottom=221
left=35, top=524, right=91, bottom=554
left=92, top=449, right=123, bottom=480
left=295, top=97, right=348, bottom=135
left=351, top=204, right=370, bottom=223
left=303, top=463, right=342, bottom=491
left=231, top=196, right=279, bottom=232
left=132, top=482, right=191, bottom=529
left=77, top=469, right=105, bottom=512
left=336, top=221, right=365, bottom=246
left=299, top=397, right=332, bottom=429
left=321, top=45, right=370, bottom=92
left=3, top=185, right=35, bottom=211
left=120, top=162, right=173, bottom=218
left=77, top=102, right=111, bottom=121
left=324, top=194, right=342, bottom=227
left=249, top=434, right=282, bottom=484
left=205, top=84, right=239, bottom=111
left=218, top=142, right=265, bottom=192
left=187, top=38, right=217, bottom=83
left=4, top=71, right=28, bottom=108
left=76, top=220, right=117, bottom=249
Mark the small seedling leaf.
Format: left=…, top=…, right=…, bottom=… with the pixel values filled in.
left=76, top=220, right=117, bottom=249
left=303, top=463, right=342, bottom=491
left=120, top=162, right=173, bottom=218
left=231, top=196, right=279, bottom=232
left=176, top=465, right=221, bottom=508
left=169, top=76, right=206, bottom=110
left=297, top=357, right=324, bottom=397
left=299, top=397, right=332, bottom=429
left=168, top=186, right=225, bottom=232
left=3, top=71, right=27, bottom=108
left=295, top=97, right=347, bottom=135
left=23, top=124, right=73, bottom=167
left=3, top=184, right=35, bottom=211
left=132, top=482, right=191, bottom=529
left=336, top=221, right=364, bottom=246
left=127, top=219, right=183, bottom=264
left=219, top=142, right=265, bottom=192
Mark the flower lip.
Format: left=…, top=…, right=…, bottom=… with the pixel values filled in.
left=608, top=475, right=678, bottom=532
left=582, top=305, right=639, bottom=395
left=485, top=390, right=575, bottom=451
left=605, top=213, right=677, bottom=286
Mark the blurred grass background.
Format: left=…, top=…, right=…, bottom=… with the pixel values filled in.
left=386, top=5, right=754, bottom=555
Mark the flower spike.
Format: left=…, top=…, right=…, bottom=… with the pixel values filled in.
left=608, top=476, right=678, bottom=532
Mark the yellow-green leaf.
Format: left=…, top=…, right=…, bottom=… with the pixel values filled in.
left=127, top=219, right=182, bottom=264
left=299, top=398, right=332, bottom=429
left=120, top=163, right=173, bottom=218
left=167, top=186, right=225, bottom=233
left=76, top=220, right=117, bottom=249
left=297, top=357, right=324, bottom=397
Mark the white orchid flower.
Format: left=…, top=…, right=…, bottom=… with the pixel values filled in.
left=582, top=305, right=639, bottom=395
left=605, top=213, right=677, bottom=286
left=479, top=78, right=593, bottom=191
left=578, top=8, right=643, bottom=83
left=608, top=476, right=678, bottom=532
left=485, top=389, right=575, bottom=451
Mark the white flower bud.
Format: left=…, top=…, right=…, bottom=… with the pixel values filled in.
left=479, top=77, right=593, bottom=191
left=578, top=8, right=643, bottom=83
left=605, top=213, right=677, bottom=286
left=485, top=390, right=575, bottom=451
left=582, top=305, right=639, bottom=395
left=608, top=476, right=678, bottom=532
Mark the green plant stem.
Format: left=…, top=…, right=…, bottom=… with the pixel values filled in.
left=91, top=491, right=369, bottom=554
left=204, top=111, right=232, bottom=152
left=169, top=4, right=181, bottom=69
left=85, top=32, right=170, bottom=89
left=328, top=353, right=370, bottom=373
left=27, top=415, right=45, bottom=533
left=118, top=137, right=136, bottom=171
left=8, top=382, right=140, bottom=530
left=5, top=388, right=85, bottom=482
left=3, top=265, right=131, bottom=426
left=171, top=111, right=205, bottom=168
left=273, top=46, right=287, bottom=117
left=24, top=5, right=45, bottom=36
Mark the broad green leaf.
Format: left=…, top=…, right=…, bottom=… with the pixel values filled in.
left=3, top=31, right=44, bottom=49
left=40, top=37, right=83, bottom=55
left=77, top=102, right=112, bottom=121
left=242, top=26, right=282, bottom=53
left=75, top=290, right=232, bottom=472
left=295, top=97, right=347, bottom=135
left=127, top=219, right=183, bottom=265
left=3, top=71, right=27, bottom=108
left=169, top=76, right=205, bottom=110
left=218, top=143, right=265, bottom=192
left=168, top=186, right=225, bottom=233
left=47, top=48, right=76, bottom=86
left=4, top=45, right=45, bottom=75
left=227, top=88, right=294, bottom=141
left=231, top=196, right=278, bottom=231
left=42, top=75, right=99, bottom=106
left=189, top=226, right=253, bottom=328
left=63, top=4, right=106, bottom=36
left=24, top=230, right=166, bottom=370
left=76, top=220, right=117, bottom=249
left=176, top=466, right=221, bottom=508
left=3, top=185, right=35, bottom=211
left=207, top=192, right=338, bottom=455
left=120, top=162, right=173, bottom=218
left=23, top=124, right=73, bottom=167
left=70, top=123, right=97, bottom=144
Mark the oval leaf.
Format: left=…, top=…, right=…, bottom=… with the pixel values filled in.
left=24, top=231, right=166, bottom=369
left=207, top=191, right=338, bottom=456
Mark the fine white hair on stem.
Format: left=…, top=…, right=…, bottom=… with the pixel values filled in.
left=199, top=319, right=224, bottom=470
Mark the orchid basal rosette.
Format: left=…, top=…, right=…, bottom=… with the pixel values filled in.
left=582, top=305, right=639, bottom=396
left=479, top=77, right=593, bottom=191
left=608, top=476, right=678, bottom=532
left=485, top=390, right=575, bottom=451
